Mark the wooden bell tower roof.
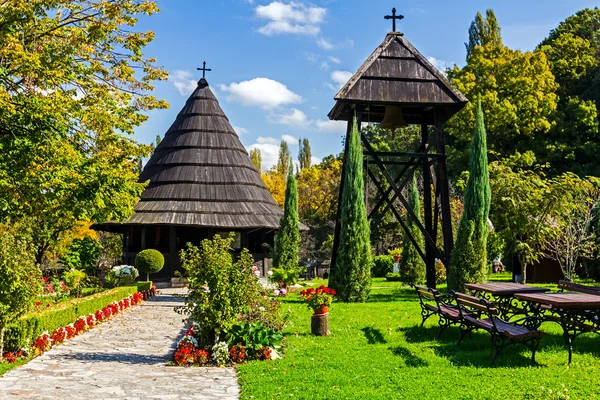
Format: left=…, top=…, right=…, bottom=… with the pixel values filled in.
left=328, top=32, right=468, bottom=124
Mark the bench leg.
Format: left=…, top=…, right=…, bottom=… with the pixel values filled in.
left=436, top=317, right=452, bottom=339
left=491, top=334, right=508, bottom=365
left=420, top=309, right=434, bottom=328
left=457, top=323, right=472, bottom=346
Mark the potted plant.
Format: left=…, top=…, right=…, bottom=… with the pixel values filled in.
left=388, top=248, right=402, bottom=263
left=171, top=270, right=189, bottom=288
left=300, top=285, right=336, bottom=315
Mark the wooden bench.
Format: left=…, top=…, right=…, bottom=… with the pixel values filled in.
left=453, top=291, right=545, bottom=364
left=414, top=285, right=462, bottom=339
left=557, top=280, right=600, bottom=296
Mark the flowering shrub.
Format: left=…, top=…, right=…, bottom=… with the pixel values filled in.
left=211, top=341, right=230, bottom=366
left=300, top=285, right=336, bottom=311
left=105, top=265, right=139, bottom=287
left=229, top=343, right=246, bottom=364
left=255, top=345, right=272, bottom=361
left=33, top=332, right=51, bottom=353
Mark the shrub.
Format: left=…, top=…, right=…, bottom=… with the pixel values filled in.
left=136, top=281, right=153, bottom=292
left=105, top=265, right=138, bottom=287
left=372, top=255, right=394, bottom=277
left=385, top=273, right=402, bottom=282
left=435, top=259, right=447, bottom=284
left=134, top=249, right=164, bottom=281
left=0, top=225, right=42, bottom=356
left=62, top=237, right=101, bottom=276
left=4, top=286, right=137, bottom=351
left=63, top=269, right=87, bottom=296
left=226, top=322, right=283, bottom=356
left=180, top=235, right=265, bottom=346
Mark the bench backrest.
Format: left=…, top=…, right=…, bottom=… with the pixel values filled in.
left=414, top=285, right=442, bottom=308
left=557, top=280, right=600, bottom=296
left=453, top=291, right=498, bottom=321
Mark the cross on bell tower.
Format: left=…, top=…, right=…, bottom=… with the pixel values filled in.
left=384, top=8, right=404, bottom=32
left=197, top=61, right=212, bottom=78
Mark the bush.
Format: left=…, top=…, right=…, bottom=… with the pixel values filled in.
left=63, top=269, right=87, bottom=296
left=62, top=237, right=101, bottom=276
left=105, top=265, right=138, bottom=288
left=226, top=322, right=283, bottom=356
left=435, top=259, right=447, bottom=284
left=385, top=273, right=402, bottom=282
left=4, top=286, right=138, bottom=351
left=180, top=235, right=266, bottom=347
left=134, top=249, right=164, bottom=281
left=136, top=281, right=153, bottom=292
left=372, top=255, right=394, bottom=277
left=0, top=225, right=42, bottom=355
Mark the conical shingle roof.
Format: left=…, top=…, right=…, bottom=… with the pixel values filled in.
left=127, top=78, right=284, bottom=229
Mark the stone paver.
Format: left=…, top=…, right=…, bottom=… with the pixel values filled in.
left=0, top=288, right=239, bottom=399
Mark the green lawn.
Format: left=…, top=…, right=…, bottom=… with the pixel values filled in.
left=238, top=276, right=600, bottom=400
left=0, top=356, right=31, bottom=376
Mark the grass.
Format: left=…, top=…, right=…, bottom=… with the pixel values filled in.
left=0, top=356, right=32, bottom=376
left=238, top=275, right=600, bottom=400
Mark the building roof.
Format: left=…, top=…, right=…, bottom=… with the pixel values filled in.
left=99, top=78, right=285, bottom=230
left=328, top=32, right=468, bottom=124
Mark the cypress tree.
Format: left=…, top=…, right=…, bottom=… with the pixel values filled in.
left=399, top=174, right=426, bottom=285
left=273, top=160, right=300, bottom=284
left=329, top=117, right=372, bottom=302
left=449, top=101, right=491, bottom=291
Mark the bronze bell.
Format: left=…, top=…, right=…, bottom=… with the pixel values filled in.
left=380, top=106, right=408, bottom=129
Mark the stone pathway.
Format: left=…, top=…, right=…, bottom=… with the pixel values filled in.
left=0, top=288, right=239, bottom=399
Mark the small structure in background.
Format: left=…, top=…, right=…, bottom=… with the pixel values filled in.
left=93, top=66, right=285, bottom=278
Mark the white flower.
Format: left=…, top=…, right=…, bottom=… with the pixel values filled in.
left=273, top=289, right=280, bottom=296
left=259, top=306, right=266, bottom=312
left=267, top=270, right=273, bottom=276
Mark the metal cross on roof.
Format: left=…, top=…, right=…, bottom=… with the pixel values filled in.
left=197, top=61, right=212, bottom=78
left=384, top=8, right=404, bottom=32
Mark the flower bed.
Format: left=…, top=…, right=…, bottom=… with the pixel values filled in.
left=3, top=286, right=157, bottom=353
left=3, top=287, right=157, bottom=365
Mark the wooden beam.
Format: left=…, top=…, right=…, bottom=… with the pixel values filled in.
left=422, top=123, right=436, bottom=288
left=361, top=133, right=446, bottom=263
left=366, top=168, right=427, bottom=263
left=434, top=108, right=454, bottom=267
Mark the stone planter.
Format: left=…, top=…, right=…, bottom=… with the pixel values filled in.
left=171, top=277, right=189, bottom=288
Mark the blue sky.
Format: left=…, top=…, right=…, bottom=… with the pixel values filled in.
left=134, top=0, right=598, bottom=170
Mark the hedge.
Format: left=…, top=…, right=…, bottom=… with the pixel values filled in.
left=372, top=255, right=394, bottom=278
left=4, top=286, right=138, bottom=351
left=136, top=281, right=153, bottom=292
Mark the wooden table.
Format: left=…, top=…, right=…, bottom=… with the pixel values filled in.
left=465, top=282, right=549, bottom=319
left=515, top=292, right=600, bottom=363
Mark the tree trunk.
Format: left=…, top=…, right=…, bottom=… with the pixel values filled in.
left=0, top=326, right=5, bottom=358
left=311, top=313, right=330, bottom=336
left=520, top=256, right=527, bottom=284
left=147, top=272, right=150, bottom=281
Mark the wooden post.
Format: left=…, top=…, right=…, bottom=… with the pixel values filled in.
left=422, top=123, right=436, bottom=288
left=169, top=226, right=177, bottom=275
left=434, top=108, right=454, bottom=268
left=311, top=313, right=330, bottom=336
left=330, top=107, right=362, bottom=284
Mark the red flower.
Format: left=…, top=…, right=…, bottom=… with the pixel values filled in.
left=35, top=301, right=41, bottom=307
left=42, top=276, right=48, bottom=283
left=3, top=352, right=16, bottom=363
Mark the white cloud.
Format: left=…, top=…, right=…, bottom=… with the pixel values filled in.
left=256, top=136, right=279, bottom=145
left=316, top=37, right=334, bottom=50
left=315, top=119, right=347, bottom=133
left=328, top=56, right=341, bottom=64
left=282, top=134, right=299, bottom=145
left=331, top=70, right=352, bottom=89
left=232, top=126, right=248, bottom=136
left=248, top=142, right=279, bottom=172
left=310, top=155, right=322, bottom=165
left=171, top=70, right=197, bottom=96
left=320, top=61, right=329, bottom=70
left=305, top=52, right=319, bottom=63
left=219, top=78, right=302, bottom=110
left=427, top=57, right=454, bottom=72
left=274, top=108, right=311, bottom=128
left=256, top=1, right=326, bottom=36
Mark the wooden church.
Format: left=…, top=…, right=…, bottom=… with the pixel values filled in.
left=94, top=72, right=284, bottom=278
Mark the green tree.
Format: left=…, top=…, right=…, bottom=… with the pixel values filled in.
left=276, top=141, right=291, bottom=176
left=465, top=9, right=503, bottom=59
left=135, top=249, right=165, bottom=281
left=399, top=174, right=426, bottom=285
left=0, top=1, right=167, bottom=263
left=298, top=137, right=312, bottom=170
left=272, top=161, right=300, bottom=288
left=0, top=224, right=42, bottom=357
left=250, top=148, right=262, bottom=172
left=449, top=102, right=491, bottom=291
left=329, top=117, right=372, bottom=302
